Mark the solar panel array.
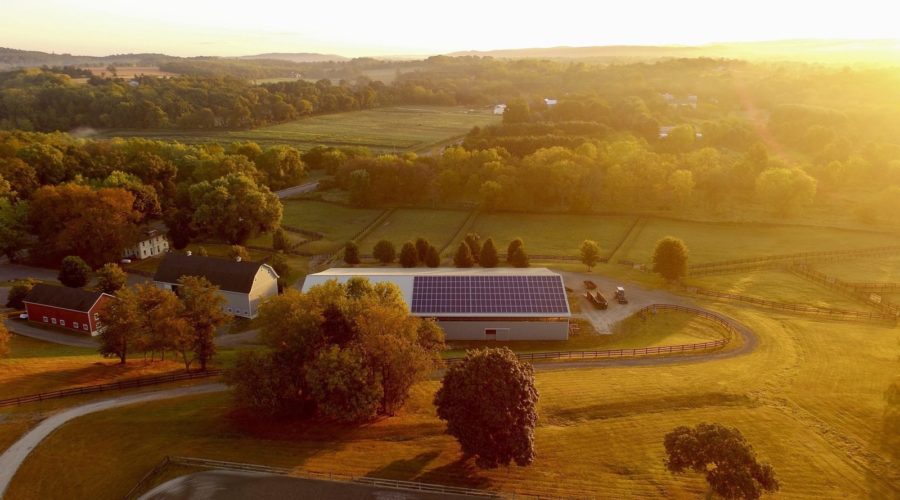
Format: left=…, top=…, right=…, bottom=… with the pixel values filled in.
left=411, top=275, right=569, bottom=315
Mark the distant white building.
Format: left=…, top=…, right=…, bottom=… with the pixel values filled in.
left=124, top=223, right=169, bottom=260
left=493, top=104, right=507, bottom=115
left=543, top=98, right=558, bottom=107
left=661, top=93, right=698, bottom=109
left=659, top=125, right=703, bottom=139
left=302, top=267, right=571, bottom=341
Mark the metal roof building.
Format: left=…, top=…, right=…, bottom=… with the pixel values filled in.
left=302, top=268, right=571, bottom=340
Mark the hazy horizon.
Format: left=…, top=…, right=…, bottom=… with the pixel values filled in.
left=4, top=0, right=900, bottom=58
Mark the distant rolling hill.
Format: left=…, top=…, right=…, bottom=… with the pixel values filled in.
left=238, top=52, right=348, bottom=63
left=448, top=39, right=900, bottom=64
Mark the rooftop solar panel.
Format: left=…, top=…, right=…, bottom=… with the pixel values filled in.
left=411, top=275, right=569, bottom=315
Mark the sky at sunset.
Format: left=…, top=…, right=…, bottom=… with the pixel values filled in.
left=2, top=0, right=899, bottom=57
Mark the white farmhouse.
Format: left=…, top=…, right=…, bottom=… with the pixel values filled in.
left=493, top=104, right=507, bottom=115
left=153, top=253, right=279, bottom=319
left=124, top=223, right=170, bottom=260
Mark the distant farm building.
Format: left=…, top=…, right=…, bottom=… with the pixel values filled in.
left=659, top=126, right=703, bottom=139
left=543, top=98, right=558, bottom=107
left=153, top=253, right=279, bottom=319
left=661, top=93, right=698, bottom=109
left=493, top=104, right=507, bottom=115
left=302, top=268, right=572, bottom=340
left=124, top=223, right=169, bottom=260
left=23, top=284, right=114, bottom=336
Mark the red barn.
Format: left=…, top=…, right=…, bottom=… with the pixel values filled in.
left=23, top=284, right=114, bottom=336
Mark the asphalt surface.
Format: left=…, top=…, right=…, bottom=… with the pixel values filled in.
left=275, top=181, right=319, bottom=199
left=3, top=319, right=98, bottom=348
left=0, top=384, right=228, bottom=499
left=140, top=471, right=483, bottom=500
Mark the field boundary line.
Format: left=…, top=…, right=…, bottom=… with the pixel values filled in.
left=686, top=245, right=900, bottom=276
left=607, top=215, right=644, bottom=264
left=787, top=264, right=900, bottom=316
left=440, top=209, right=480, bottom=258
left=682, top=284, right=897, bottom=323
left=0, top=370, right=223, bottom=408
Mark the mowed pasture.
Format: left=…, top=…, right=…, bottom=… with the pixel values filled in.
left=95, top=106, right=499, bottom=153
left=460, top=213, right=638, bottom=258
left=618, top=217, right=900, bottom=264
left=282, top=200, right=383, bottom=255
left=357, top=209, right=470, bottom=254
left=814, top=254, right=900, bottom=283
left=7, top=301, right=898, bottom=499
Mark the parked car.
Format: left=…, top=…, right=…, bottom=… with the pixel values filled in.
left=615, top=286, right=628, bottom=304
left=19, top=313, right=28, bottom=320
left=584, top=280, right=597, bottom=290
left=585, top=290, right=608, bottom=309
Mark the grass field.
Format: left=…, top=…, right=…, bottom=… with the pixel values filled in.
left=7, top=298, right=897, bottom=499
left=461, top=213, right=637, bottom=257
left=357, top=209, right=470, bottom=253
left=813, top=255, right=900, bottom=283
left=619, top=217, right=900, bottom=264
left=0, top=335, right=186, bottom=401
left=687, top=269, right=875, bottom=311
left=282, top=200, right=383, bottom=255
left=94, top=106, right=499, bottom=152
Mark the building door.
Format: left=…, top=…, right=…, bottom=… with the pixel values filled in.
left=484, top=328, right=497, bottom=340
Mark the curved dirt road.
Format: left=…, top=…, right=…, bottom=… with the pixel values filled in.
left=0, top=383, right=227, bottom=499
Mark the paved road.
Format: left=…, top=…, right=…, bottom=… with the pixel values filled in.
left=0, top=383, right=227, bottom=499
left=275, top=181, right=319, bottom=199
left=3, top=319, right=98, bottom=348
left=0, top=262, right=147, bottom=286
left=140, top=470, right=481, bottom=500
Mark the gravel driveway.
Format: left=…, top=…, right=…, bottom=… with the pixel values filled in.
left=558, top=271, right=696, bottom=332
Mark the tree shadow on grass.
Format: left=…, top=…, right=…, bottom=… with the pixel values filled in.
left=413, top=456, right=494, bottom=490
left=364, top=451, right=441, bottom=481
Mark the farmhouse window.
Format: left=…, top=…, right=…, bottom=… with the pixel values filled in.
left=73, top=322, right=79, bottom=329
left=60, top=320, right=65, bottom=327
left=42, top=316, right=48, bottom=322
left=83, top=323, right=89, bottom=331
left=51, top=318, right=57, bottom=324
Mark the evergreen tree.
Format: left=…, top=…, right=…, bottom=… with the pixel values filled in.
left=480, top=238, right=499, bottom=268
left=399, top=241, right=419, bottom=268
left=373, top=240, right=396, bottom=265
left=507, top=238, right=524, bottom=263
left=344, top=241, right=361, bottom=266
left=415, top=237, right=430, bottom=262
left=510, top=246, right=530, bottom=268
left=425, top=245, right=441, bottom=267
left=454, top=242, right=475, bottom=268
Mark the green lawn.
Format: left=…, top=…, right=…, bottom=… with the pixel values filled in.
left=357, top=209, right=470, bottom=253
left=619, top=217, right=900, bottom=264
left=9, top=301, right=897, bottom=499
left=687, top=269, right=874, bottom=311
left=813, top=255, right=900, bottom=283
left=462, top=213, right=637, bottom=257
left=94, top=106, right=499, bottom=153
left=281, top=200, right=383, bottom=255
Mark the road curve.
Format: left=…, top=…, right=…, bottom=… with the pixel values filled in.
left=0, top=383, right=227, bottom=499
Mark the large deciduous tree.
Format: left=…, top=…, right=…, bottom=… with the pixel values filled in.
left=95, top=263, right=128, bottom=294
left=755, top=167, right=817, bottom=215
left=434, top=348, right=539, bottom=468
left=256, top=145, right=307, bottom=191
left=652, top=237, right=689, bottom=282
left=58, top=256, right=91, bottom=288
left=664, top=423, right=779, bottom=499
left=189, top=173, right=282, bottom=244
left=177, top=276, right=230, bottom=370
left=6, top=279, right=35, bottom=309
left=579, top=240, right=602, bottom=271
left=29, top=184, right=140, bottom=267
left=0, top=198, right=29, bottom=261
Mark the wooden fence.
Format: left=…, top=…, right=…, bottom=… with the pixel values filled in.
left=683, top=285, right=897, bottom=323
left=125, top=456, right=506, bottom=500
left=843, top=282, right=900, bottom=292
left=446, top=304, right=734, bottom=364
left=788, top=265, right=900, bottom=316
left=0, top=370, right=223, bottom=408
left=686, top=245, right=900, bottom=277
